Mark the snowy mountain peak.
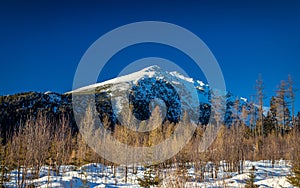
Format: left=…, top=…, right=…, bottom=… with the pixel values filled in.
left=68, top=65, right=262, bottom=125
left=69, top=65, right=200, bottom=93
left=140, top=65, right=162, bottom=72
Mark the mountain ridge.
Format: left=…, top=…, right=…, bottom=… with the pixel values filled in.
left=0, top=65, right=262, bottom=138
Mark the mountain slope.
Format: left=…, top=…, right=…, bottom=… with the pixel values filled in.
left=0, top=65, right=259, bottom=137
left=70, top=65, right=256, bottom=125
left=70, top=65, right=211, bottom=123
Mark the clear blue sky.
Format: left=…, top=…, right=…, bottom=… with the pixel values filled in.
left=0, top=0, right=300, bottom=112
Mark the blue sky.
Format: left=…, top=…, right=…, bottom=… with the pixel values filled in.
left=0, top=0, right=300, bottom=112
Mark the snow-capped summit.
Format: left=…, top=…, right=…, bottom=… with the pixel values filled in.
left=141, top=65, right=162, bottom=72
left=69, top=65, right=256, bottom=125
left=69, top=65, right=198, bottom=94
left=70, top=65, right=206, bottom=123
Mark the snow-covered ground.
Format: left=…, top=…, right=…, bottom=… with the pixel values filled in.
left=3, top=160, right=293, bottom=187
left=188, top=160, right=292, bottom=188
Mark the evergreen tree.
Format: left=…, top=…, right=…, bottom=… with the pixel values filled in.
left=245, top=166, right=258, bottom=188
left=137, top=165, right=161, bottom=187
left=269, top=96, right=278, bottom=134
left=255, top=74, right=265, bottom=136
left=287, top=160, right=300, bottom=187
left=263, top=111, right=275, bottom=136
left=287, top=75, right=297, bottom=127
left=276, top=80, right=288, bottom=136
left=284, top=107, right=291, bottom=132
